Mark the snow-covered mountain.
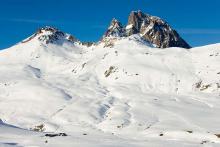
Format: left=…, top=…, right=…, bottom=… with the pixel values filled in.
left=22, top=26, right=79, bottom=44
left=0, top=12, right=220, bottom=147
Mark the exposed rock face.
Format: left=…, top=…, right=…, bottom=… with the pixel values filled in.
left=100, top=19, right=126, bottom=47
left=22, top=26, right=78, bottom=44
left=102, top=18, right=126, bottom=39
left=126, top=11, right=191, bottom=48
left=81, top=42, right=95, bottom=47
left=101, top=11, right=191, bottom=49
left=126, top=11, right=149, bottom=35
left=37, top=27, right=65, bottom=44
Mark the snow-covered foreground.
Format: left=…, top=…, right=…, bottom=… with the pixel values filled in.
left=0, top=34, right=220, bottom=146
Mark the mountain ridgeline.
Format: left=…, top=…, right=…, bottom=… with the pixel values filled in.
left=21, top=10, right=191, bottom=49
left=102, top=10, right=191, bottom=48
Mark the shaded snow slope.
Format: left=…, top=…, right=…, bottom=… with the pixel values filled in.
left=0, top=36, right=220, bottom=147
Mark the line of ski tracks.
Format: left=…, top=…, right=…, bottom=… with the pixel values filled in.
left=96, top=94, right=132, bottom=128
left=38, top=79, right=133, bottom=132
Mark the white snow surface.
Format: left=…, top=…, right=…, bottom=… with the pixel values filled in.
left=0, top=36, right=220, bottom=147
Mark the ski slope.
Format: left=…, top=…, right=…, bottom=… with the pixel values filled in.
left=0, top=33, right=220, bottom=146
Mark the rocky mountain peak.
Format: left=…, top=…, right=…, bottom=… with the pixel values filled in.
left=126, top=11, right=191, bottom=48
left=22, top=26, right=78, bottom=44
left=102, top=18, right=126, bottom=39
left=126, top=10, right=150, bottom=34
left=37, top=26, right=65, bottom=44
left=101, top=10, right=191, bottom=49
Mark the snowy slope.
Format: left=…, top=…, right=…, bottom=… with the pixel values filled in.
left=0, top=29, right=220, bottom=147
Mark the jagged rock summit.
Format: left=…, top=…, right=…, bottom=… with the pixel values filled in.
left=21, top=26, right=78, bottom=44
left=127, top=11, right=191, bottom=48
left=102, top=10, right=191, bottom=49
left=102, top=18, right=126, bottom=39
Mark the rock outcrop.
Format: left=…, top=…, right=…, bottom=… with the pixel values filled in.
left=22, top=26, right=78, bottom=44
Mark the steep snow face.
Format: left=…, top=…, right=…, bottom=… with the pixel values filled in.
left=0, top=36, right=220, bottom=147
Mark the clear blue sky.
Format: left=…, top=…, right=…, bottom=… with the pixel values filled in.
left=0, top=0, right=220, bottom=49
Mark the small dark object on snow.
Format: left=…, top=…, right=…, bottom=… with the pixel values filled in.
left=45, top=133, right=67, bottom=137
left=215, top=134, right=220, bottom=138
left=201, top=140, right=208, bottom=144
